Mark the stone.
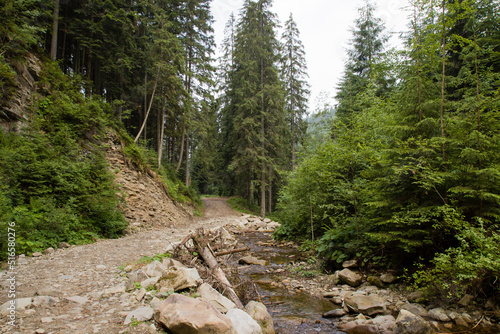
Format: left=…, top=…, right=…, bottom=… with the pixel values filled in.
left=141, top=277, right=160, bottom=290
left=162, top=258, right=188, bottom=269
left=0, top=298, right=33, bottom=315
left=35, top=288, right=61, bottom=297
left=380, top=273, right=396, bottom=284
left=238, top=256, right=269, bottom=266
left=32, top=296, right=59, bottom=308
left=394, top=310, right=433, bottom=334
left=367, top=276, right=385, bottom=288
left=43, top=247, right=55, bottom=255
left=428, top=308, right=451, bottom=322
left=144, top=260, right=166, bottom=278
left=244, top=301, right=275, bottom=334
left=323, top=291, right=339, bottom=298
left=35, top=329, right=45, bottom=334
left=65, top=296, right=88, bottom=305
left=103, top=285, right=126, bottom=295
left=371, top=315, right=396, bottom=331
left=157, top=267, right=201, bottom=293
left=124, top=307, right=154, bottom=325
left=458, top=294, right=474, bottom=307
left=323, top=308, right=348, bottom=318
left=126, top=270, right=149, bottom=291
left=338, top=269, right=363, bottom=287
left=96, top=265, right=106, bottom=271
left=343, top=259, right=358, bottom=268
left=41, top=317, right=53, bottom=323
left=136, top=288, right=147, bottom=302
left=401, top=303, right=428, bottom=318
left=32, top=252, right=43, bottom=257
left=344, top=293, right=385, bottom=316
left=58, top=242, right=70, bottom=248
left=198, top=283, right=236, bottom=313
left=407, top=290, right=426, bottom=303
left=226, top=308, right=263, bottom=334
left=154, top=293, right=235, bottom=334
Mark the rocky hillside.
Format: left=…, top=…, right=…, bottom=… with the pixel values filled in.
left=105, top=133, right=193, bottom=231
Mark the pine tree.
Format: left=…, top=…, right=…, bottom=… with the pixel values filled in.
left=281, top=13, right=310, bottom=171
left=335, top=0, right=387, bottom=122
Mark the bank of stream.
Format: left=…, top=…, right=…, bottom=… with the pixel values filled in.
left=235, top=231, right=343, bottom=334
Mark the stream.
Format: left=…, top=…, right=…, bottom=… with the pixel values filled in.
left=235, top=231, right=344, bottom=334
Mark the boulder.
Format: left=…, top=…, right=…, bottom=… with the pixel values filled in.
left=338, top=324, right=378, bottom=334
left=380, top=273, right=397, bottom=284
left=371, top=315, right=396, bottom=332
left=35, top=287, right=61, bottom=297
left=162, top=258, right=188, bottom=269
left=322, top=308, right=348, bottom=318
left=154, top=293, right=235, bottom=334
left=226, top=308, right=263, bottom=334
left=157, top=267, right=201, bottom=293
left=124, top=306, right=154, bottom=325
left=428, top=308, right=451, bottom=322
left=64, top=296, right=88, bottom=305
left=338, top=269, right=363, bottom=287
left=32, top=296, right=59, bottom=308
left=140, top=276, right=160, bottom=290
left=343, top=260, right=358, bottom=268
left=126, top=270, right=149, bottom=291
left=245, top=301, right=275, bottom=334
left=344, top=293, right=385, bottom=316
left=43, top=247, right=55, bottom=255
left=32, top=252, right=43, bottom=257
left=367, top=276, right=385, bottom=288
left=458, top=294, right=474, bottom=307
left=401, top=303, right=428, bottom=318
left=394, top=310, right=433, bottom=334
left=198, top=283, right=236, bottom=313
left=58, top=242, right=70, bottom=249
left=238, top=256, right=269, bottom=266
left=144, top=260, right=166, bottom=278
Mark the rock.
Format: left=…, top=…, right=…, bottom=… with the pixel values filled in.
left=103, top=285, right=126, bottom=295
left=141, top=276, right=160, bottom=290
left=395, top=309, right=433, bottom=334
left=338, top=269, right=363, bottom=287
left=126, top=270, right=149, bottom=291
left=0, top=298, right=33, bottom=315
left=124, top=306, right=154, bottom=325
left=343, top=259, right=358, bottom=268
left=238, top=256, right=269, bottom=266
left=323, top=308, right=348, bottom=318
left=339, top=325, right=378, bottom=334
left=458, top=294, right=474, bottom=307
left=157, top=266, right=201, bottom=293
left=58, top=242, right=70, bottom=248
left=407, top=290, right=427, bottom=303
left=35, top=329, right=45, bottom=334
left=226, top=308, right=263, bottom=334
left=41, top=316, right=53, bottom=323
left=371, top=315, right=396, bottom=332
left=162, top=258, right=188, bottom=269
left=32, top=252, right=43, bottom=257
left=245, top=301, right=275, bottom=334
left=428, top=308, right=451, bottom=322
left=43, top=247, right=55, bottom=255
left=461, top=313, right=473, bottom=324
left=367, top=276, right=385, bottom=288
left=145, top=260, right=166, bottom=278
left=344, top=293, right=386, bottom=316
left=136, top=288, right=147, bottom=302
left=35, top=287, right=61, bottom=297
left=198, top=283, right=236, bottom=313
left=32, top=296, right=59, bottom=308
left=401, top=303, right=428, bottom=318
left=65, top=296, right=88, bottom=305
left=96, top=264, right=106, bottom=271
left=323, top=291, right=339, bottom=298
left=380, top=273, right=396, bottom=284
left=154, top=293, right=235, bottom=334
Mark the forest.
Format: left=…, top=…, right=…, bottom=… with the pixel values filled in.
left=0, top=0, right=499, bottom=303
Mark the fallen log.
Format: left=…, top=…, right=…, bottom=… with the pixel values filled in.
left=215, top=247, right=250, bottom=257
left=192, top=228, right=244, bottom=309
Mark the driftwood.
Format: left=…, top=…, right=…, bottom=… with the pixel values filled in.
left=215, top=247, right=250, bottom=257
left=191, top=228, right=244, bottom=309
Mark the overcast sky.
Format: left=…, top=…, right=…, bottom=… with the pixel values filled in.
left=210, top=0, right=410, bottom=112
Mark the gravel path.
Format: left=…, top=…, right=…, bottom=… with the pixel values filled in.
left=0, top=198, right=240, bottom=334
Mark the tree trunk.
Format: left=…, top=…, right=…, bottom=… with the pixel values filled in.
left=176, top=128, right=185, bottom=172
left=50, top=0, right=60, bottom=61
left=440, top=0, right=446, bottom=161
left=135, top=67, right=160, bottom=143
left=185, top=131, right=190, bottom=186
left=158, top=95, right=166, bottom=169
left=259, top=4, right=266, bottom=218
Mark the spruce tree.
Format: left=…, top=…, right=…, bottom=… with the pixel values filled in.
left=281, top=13, right=310, bottom=171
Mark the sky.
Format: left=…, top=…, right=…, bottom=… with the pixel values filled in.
left=210, top=0, right=411, bottom=112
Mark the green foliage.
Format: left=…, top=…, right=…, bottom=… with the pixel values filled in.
left=0, top=62, right=127, bottom=259
left=227, top=196, right=259, bottom=215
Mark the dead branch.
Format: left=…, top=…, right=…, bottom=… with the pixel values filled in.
left=215, top=247, right=250, bottom=257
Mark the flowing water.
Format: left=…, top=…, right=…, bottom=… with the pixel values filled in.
left=235, top=231, right=344, bottom=334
